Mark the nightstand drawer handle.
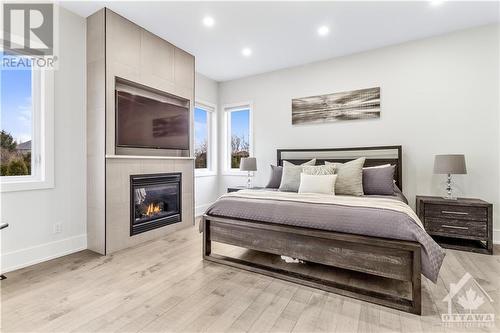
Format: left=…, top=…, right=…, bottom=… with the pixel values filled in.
left=441, top=210, right=468, bottom=215
left=441, top=225, right=469, bottom=230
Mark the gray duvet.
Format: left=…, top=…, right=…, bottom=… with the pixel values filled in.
left=204, top=190, right=445, bottom=283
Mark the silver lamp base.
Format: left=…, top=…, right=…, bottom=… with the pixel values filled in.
left=246, top=171, right=252, bottom=188
left=442, top=173, right=458, bottom=200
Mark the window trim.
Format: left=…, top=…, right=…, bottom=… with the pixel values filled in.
left=1, top=68, right=54, bottom=192
left=194, top=101, right=217, bottom=177
left=223, top=102, right=253, bottom=176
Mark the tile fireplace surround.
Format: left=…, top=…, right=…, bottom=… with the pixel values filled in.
left=105, top=157, right=193, bottom=254
left=86, top=8, right=195, bottom=255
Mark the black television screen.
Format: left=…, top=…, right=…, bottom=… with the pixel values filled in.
left=116, top=90, right=189, bottom=150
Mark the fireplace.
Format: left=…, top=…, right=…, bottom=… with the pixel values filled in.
left=130, top=173, right=181, bottom=236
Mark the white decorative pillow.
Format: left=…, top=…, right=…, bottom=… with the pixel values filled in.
left=298, top=173, right=338, bottom=195
left=363, top=164, right=391, bottom=170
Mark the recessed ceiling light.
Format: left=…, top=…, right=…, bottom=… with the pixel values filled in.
left=317, top=25, right=329, bottom=37
left=429, top=0, right=444, bottom=6
left=241, top=48, right=252, bottom=57
left=202, top=16, right=215, bottom=27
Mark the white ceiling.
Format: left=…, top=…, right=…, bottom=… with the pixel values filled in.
left=61, top=1, right=499, bottom=82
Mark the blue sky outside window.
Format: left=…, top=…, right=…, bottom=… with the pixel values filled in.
left=230, top=109, right=249, bottom=143
left=1, top=61, right=33, bottom=176
left=1, top=67, right=32, bottom=144
left=230, top=109, right=250, bottom=168
left=194, top=106, right=208, bottom=168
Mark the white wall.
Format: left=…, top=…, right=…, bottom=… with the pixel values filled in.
left=218, top=24, right=500, bottom=241
left=194, top=73, right=219, bottom=216
left=1, top=8, right=87, bottom=272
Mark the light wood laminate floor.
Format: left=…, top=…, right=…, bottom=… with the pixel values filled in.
left=1, top=223, right=499, bottom=333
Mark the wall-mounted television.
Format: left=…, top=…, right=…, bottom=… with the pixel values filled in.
left=115, top=79, right=190, bottom=151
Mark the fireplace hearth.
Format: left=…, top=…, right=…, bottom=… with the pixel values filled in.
left=130, top=173, right=181, bottom=236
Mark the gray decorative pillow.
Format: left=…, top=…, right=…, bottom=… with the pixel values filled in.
left=326, top=157, right=366, bottom=196
left=279, top=158, right=316, bottom=192
left=265, top=165, right=283, bottom=189
left=282, top=158, right=316, bottom=167
left=363, top=165, right=395, bottom=195
left=302, top=164, right=336, bottom=175
left=324, top=162, right=342, bottom=170
left=278, top=164, right=304, bottom=192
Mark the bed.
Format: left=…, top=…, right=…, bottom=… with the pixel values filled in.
left=202, top=146, right=445, bottom=315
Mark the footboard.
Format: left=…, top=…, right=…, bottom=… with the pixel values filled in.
left=202, top=215, right=421, bottom=315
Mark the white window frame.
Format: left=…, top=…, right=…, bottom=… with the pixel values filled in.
left=223, top=102, right=253, bottom=175
left=1, top=68, right=54, bottom=192
left=194, top=101, right=217, bottom=177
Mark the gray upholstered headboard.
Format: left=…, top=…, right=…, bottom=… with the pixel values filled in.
left=277, top=145, right=403, bottom=190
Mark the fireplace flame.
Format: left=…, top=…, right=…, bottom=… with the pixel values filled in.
left=145, top=203, right=162, bottom=216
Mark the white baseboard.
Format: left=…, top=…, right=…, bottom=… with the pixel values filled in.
left=195, top=203, right=214, bottom=217
left=1, top=234, right=87, bottom=273
left=494, top=229, right=500, bottom=245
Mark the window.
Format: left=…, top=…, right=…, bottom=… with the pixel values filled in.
left=1, top=68, right=32, bottom=176
left=194, top=102, right=216, bottom=175
left=1, top=55, right=54, bottom=192
left=225, top=104, right=252, bottom=171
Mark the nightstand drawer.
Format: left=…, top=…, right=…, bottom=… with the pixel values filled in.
left=425, top=204, right=487, bottom=221
left=426, top=217, right=487, bottom=239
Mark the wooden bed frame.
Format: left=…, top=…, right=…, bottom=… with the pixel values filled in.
left=202, top=145, right=422, bottom=315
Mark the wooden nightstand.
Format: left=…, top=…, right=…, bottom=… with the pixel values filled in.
left=227, top=186, right=265, bottom=193
left=416, top=196, right=493, bottom=254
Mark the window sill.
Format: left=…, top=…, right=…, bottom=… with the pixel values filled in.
left=195, top=170, right=217, bottom=178
left=1, top=178, right=54, bottom=192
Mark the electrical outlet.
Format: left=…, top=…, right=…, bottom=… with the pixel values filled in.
left=53, top=223, right=62, bottom=234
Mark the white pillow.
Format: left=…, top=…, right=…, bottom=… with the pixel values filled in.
left=363, top=164, right=391, bottom=170
left=298, top=173, right=338, bottom=195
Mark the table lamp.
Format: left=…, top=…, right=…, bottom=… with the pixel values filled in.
left=433, top=154, right=467, bottom=200
left=240, top=157, right=257, bottom=188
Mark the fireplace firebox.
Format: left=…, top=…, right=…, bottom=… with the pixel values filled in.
left=130, top=173, right=181, bottom=236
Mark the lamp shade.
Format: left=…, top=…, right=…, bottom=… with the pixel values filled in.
left=433, top=154, right=467, bottom=174
left=240, top=157, right=257, bottom=171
